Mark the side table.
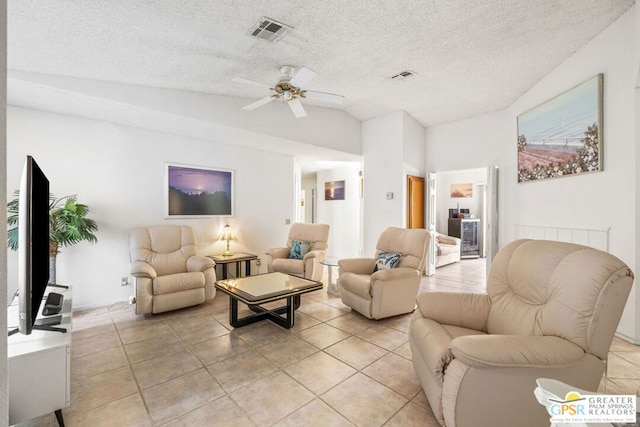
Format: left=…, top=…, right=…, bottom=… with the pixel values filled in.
left=208, top=252, right=258, bottom=279
left=320, top=257, right=340, bottom=296
left=8, top=285, right=72, bottom=426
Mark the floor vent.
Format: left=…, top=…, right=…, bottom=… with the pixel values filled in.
left=388, top=70, right=417, bottom=81
left=248, top=17, right=293, bottom=42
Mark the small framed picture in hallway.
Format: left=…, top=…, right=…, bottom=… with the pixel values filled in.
left=324, top=180, right=345, bottom=200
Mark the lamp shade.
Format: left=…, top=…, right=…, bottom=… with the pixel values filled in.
left=218, top=223, right=237, bottom=255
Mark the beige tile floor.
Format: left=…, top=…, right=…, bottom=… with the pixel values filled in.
left=14, top=258, right=640, bottom=426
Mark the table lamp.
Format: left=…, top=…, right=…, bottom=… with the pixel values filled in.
left=218, top=223, right=237, bottom=256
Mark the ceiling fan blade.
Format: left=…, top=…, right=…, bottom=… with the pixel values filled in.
left=288, top=99, right=307, bottom=118
left=303, top=90, right=345, bottom=105
left=242, top=95, right=277, bottom=110
left=289, top=67, right=317, bottom=87
left=232, top=76, right=272, bottom=89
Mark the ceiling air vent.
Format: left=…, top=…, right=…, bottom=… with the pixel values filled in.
left=388, top=70, right=417, bottom=81
left=248, top=17, right=293, bottom=42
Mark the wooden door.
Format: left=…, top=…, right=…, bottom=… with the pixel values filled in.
left=407, top=175, right=425, bottom=229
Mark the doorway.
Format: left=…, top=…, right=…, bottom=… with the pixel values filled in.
left=425, top=166, right=499, bottom=276
left=301, top=173, right=318, bottom=223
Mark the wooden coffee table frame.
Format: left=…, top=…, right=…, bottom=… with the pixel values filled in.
left=215, top=273, right=323, bottom=329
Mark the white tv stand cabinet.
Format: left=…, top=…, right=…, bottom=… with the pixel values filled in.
left=7, top=285, right=72, bottom=426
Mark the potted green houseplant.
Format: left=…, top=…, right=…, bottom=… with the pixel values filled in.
left=7, top=192, right=98, bottom=284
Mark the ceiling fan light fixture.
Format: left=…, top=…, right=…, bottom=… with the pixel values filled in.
left=234, top=65, right=344, bottom=118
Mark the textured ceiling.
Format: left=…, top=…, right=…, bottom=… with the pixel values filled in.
left=7, top=0, right=635, bottom=127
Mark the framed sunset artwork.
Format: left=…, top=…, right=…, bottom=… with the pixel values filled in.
left=165, top=163, right=234, bottom=217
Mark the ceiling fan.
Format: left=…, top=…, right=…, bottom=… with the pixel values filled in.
left=233, top=65, right=345, bottom=118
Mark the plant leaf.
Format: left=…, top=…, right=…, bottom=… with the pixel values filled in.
left=7, top=192, right=98, bottom=250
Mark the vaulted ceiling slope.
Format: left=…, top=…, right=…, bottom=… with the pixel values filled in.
left=8, top=1, right=634, bottom=128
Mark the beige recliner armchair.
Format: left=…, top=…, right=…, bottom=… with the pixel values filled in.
left=409, top=239, right=634, bottom=427
left=129, top=225, right=216, bottom=315
left=265, top=223, right=330, bottom=281
left=434, top=232, right=461, bottom=267
left=338, top=227, right=430, bottom=319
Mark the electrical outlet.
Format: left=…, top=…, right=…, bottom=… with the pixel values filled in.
left=121, top=276, right=128, bottom=286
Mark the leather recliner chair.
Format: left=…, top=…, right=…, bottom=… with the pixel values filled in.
left=434, top=232, right=461, bottom=267
left=265, top=223, right=330, bottom=282
left=409, top=239, right=634, bottom=427
left=338, top=227, right=430, bottom=319
left=129, top=224, right=216, bottom=315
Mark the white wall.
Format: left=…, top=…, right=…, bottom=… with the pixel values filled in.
left=362, top=111, right=427, bottom=254
left=508, top=16, right=636, bottom=259
left=402, top=112, right=426, bottom=225
left=634, top=0, right=640, bottom=347
left=1, top=1, right=8, bottom=422
left=403, top=112, right=426, bottom=175
left=7, top=107, right=296, bottom=310
left=426, top=8, right=639, bottom=341
left=362, top=112, right=405, bottom=253
left=316, top=165, right=361, bottom=259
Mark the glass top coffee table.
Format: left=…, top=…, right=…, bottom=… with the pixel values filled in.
left=215, top=272, right=323, bottom=329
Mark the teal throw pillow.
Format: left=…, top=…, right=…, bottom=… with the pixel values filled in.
left=373, top=251, right=402, bottom=272
left=290, top=240, right=312, bottom=260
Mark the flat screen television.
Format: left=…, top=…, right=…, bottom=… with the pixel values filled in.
left=16, top=155, right=51, bottom=335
